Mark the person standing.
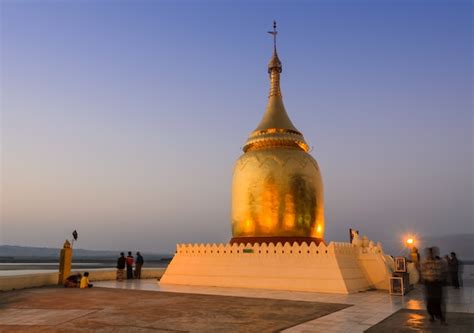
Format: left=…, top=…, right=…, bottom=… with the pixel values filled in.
left=116, top=252, right=126, bottom=281
left=449, top=252, right=460, bottom=289
left=443, top=255, right=451, bottom=284
left=126, top=251, right=134, bottom=279
left=438, top=255, right=449, bottom=285
left=421, top=247, right=446, bottom=324
left=135, top=252, right=144, bottom=279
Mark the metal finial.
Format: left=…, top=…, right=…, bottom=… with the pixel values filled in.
left=267, top=20, right=278, bottom=52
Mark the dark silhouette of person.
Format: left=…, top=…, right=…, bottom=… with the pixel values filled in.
left=116, top=252, right=126, bottom=281
left=64, top=273, right=82, bottom=288
left=135, top=252, right=144, bottom=279
left=126, top=251, right=134, bottom=279
left=448, top=252, right=460, bottom=289
left=421, top=247, right=446, bottom=324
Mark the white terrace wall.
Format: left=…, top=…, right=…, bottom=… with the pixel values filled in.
left=332, top=242, right=375, bottom=292
left=0, top=268, right=166, bottom=292
left=0, top=272, right=59, bottom=292
left=160, top=241, right=387, bottom=294
left=355, top=246, right=392, bottom=290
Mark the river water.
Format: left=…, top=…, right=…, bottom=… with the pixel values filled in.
left=0, top=262, right=168, bottom=276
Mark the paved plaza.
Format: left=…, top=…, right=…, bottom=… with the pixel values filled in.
left=0, top=279, right=472, bottom=332
left=97, top=280, right=474, bottom=332
left=366, top=309, right=474, bottom=332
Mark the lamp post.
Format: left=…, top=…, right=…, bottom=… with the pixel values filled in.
left=405, top=237, right=419, bottom=265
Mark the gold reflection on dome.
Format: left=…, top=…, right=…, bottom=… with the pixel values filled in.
left=243, top=219, right=255, bottom=234
left=283, top=193, right=295, bottom=230
left=231, top=22, right=324, bottom=244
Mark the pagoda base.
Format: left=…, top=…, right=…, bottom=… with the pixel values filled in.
left=230, top=236, right=324, bottom=246
left=160, top=241, right=393, bottom=294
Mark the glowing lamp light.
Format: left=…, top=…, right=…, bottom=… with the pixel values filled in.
left=405, top=236, right=417, bottom=250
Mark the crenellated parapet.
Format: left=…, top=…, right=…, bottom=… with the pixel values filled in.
left=174, top=241, right=365, bottom=256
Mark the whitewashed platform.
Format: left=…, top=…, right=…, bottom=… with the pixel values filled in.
left=161, top=240, right=399, bottom=294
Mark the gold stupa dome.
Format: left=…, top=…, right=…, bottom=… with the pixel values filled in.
left=231, top=22, right=324, bottom=245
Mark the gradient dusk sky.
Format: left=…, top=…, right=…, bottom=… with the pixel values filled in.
left=1, top=0, right=472, bottom=253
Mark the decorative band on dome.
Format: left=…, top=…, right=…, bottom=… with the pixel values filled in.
left=243, top=128, right=310, bottom=152
left=243, top=140, right=309, bottom=152
left=252, top=128, right=303, bottom=136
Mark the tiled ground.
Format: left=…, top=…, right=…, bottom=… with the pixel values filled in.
left=0, top=309, right=96, bottom=326
left=95, top=279, right=474, bottom=332
left=0, top=287, right=349, bottom=332
left=366, top=309, right=474, bottom=333
left=1, top=279, right=472, bottom=332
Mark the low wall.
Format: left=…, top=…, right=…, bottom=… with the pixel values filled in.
left=0, top=268, right=165, bottom=292
left=0, top=272, right=59, bottom=292
left=79, top=268, right=166, bottom=282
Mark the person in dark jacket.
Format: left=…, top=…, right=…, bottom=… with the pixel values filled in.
left=126, top=251, right=134, bottom=279
left=449, top=252, right=460, bottom=288
left=116, top=252, right=126, bottom=281
left=421, top=247, right=446, bottom=324
left=135, top=252, right=144, bottom=279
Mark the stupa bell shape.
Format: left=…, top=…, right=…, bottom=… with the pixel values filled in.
left=231, top=27, right=324, bottom=245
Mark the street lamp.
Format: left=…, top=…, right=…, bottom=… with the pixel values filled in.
left=405, top=236, right=420, bottom=264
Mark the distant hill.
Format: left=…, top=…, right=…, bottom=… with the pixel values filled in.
left=0, top=245, right=170, bottom=260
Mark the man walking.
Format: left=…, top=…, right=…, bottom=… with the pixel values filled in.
left=135, top=252, right=144, bottom=279
left=421, top=247, right=446, bottom=324
left=116, top=252, right=126, bottom=281
left=126, top=251, right=134, bottom=279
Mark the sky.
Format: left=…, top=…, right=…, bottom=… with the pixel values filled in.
left=1, top=0, right=472, bottom=254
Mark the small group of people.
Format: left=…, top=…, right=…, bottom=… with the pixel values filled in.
left=63, top=251, right=146, bottom=288
left=64, top=272, right=93, bottom=289
left=420, top=248, right=461, bottom=325
left=116, top=251, right=144, bottom=281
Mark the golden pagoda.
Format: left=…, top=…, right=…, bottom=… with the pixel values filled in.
left=230, top=22, right=324, bottom=245
left=162, top=23, right=400, bottom=295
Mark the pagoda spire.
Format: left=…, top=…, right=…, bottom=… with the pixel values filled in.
left=242, top=21, right=309, bottom=153
left=267, top=20, right=282, bottom=97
